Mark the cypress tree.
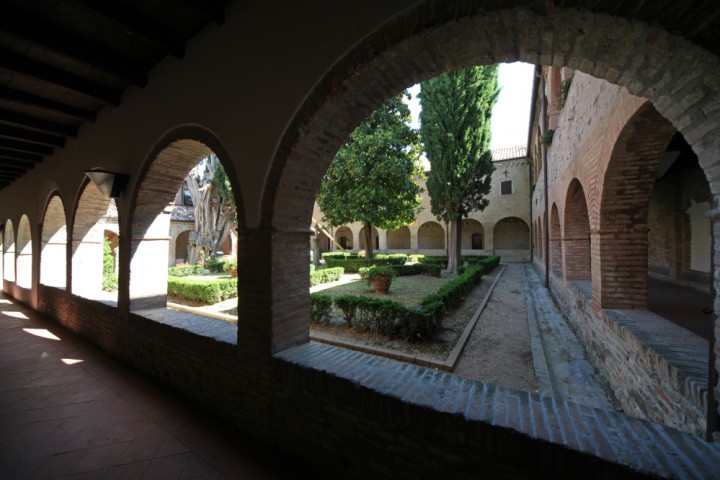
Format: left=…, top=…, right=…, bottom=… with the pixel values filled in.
left=419, top=65, right=500, bottom=273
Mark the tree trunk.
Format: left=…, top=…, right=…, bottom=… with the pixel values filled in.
left=363, top=221, right=374, bottom=259
left=447, top=218, right=462, bottom=274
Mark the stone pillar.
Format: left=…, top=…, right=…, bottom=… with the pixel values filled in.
left=378, top=230, right=388, bottom=252
left=410, top=227, right=419, bottom=253
left=484, top=223, right=495, bottom=254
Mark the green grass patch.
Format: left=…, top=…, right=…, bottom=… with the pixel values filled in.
left=314, top=274, right=449, bottom=309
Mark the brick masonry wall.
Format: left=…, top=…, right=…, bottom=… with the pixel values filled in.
left=548, top=273, right=707, bottom=436
left=31, top=284, right=720, bottom=478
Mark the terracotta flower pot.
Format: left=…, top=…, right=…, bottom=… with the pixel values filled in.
left=229, top=268, right=237, bottom=277
left=372, top=277, right=392, bottom=294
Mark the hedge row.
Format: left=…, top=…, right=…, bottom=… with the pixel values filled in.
left=324, top=254, right=408, bottom=273
left=168, top=264, right=206, bottom=277
left=167, top=276, right=238, bottom=304
left=310, top=267, right=344, bottom=286
left=310, top=256, right=499, bottom=341
left=394, top=263, right=441, bottom=277
left=417, top=255, right=490, bottom=266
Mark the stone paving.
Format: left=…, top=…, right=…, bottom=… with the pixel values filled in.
left=521, top=264, right=618, bottom=411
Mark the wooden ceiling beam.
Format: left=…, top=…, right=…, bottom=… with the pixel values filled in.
left=73, top=0, right=185, bottom=58
left=0, top=51, right=122, bottom=106
left=0, top=7, right=147, bottom=87
left=0, top=109, right=77, bottom=138
left=0, top=124, right=65, bottom=148
left=0, top=138, right=53, bottom=156
left=0, top=148, right=44, bottom=163
left=0, top=86, right=96, bottom=122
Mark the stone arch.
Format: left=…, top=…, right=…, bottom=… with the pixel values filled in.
left=72, top=181, right=115, bottom=300
left=174, top=230, right=192, bottom=265
left=129, top=127, right=239, bottom=311
left=387, top=226, right=410, bottom=250
left=16, top=215, right=32, bottom=289
left=359, top=226, right=379, bottom=251
left=595, top=102, right=677, bottom=309
left=3, top=220, right=14, bottom=282
left=40, top=194, right=67, bottom=289
left=550, top=204, right=562, bottom=273
left=418, top=221, right=445, bottom=250
left=461, top=219, right=484, bottom=250
left=563, top=180, right=591, bottom=282
left=493, top=217, right=530, bottom=250
left=334, top=226, right=353, bottom=250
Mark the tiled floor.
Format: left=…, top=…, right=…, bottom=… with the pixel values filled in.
left=0, top=295, right=302, bottom=479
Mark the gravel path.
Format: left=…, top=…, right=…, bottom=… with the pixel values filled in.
left=452, top=263, right=538, bottom=392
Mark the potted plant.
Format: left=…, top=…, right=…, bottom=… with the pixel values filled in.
left=223, top=260, right=238, bottom=277
left=359, top=265, right=396, bottom=294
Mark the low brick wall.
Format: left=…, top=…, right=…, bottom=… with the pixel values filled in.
left=547, top=270, right=708, bottom=436
left=30, top=284, right=719, bottom=478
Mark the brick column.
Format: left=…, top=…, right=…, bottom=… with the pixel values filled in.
left=236, top=225, right=311, bottom=358
left=562, top=236, right=591, bottom=281
left=129, top=206, right=171, bottom=310
left=592, top=228, right=649, bottom=310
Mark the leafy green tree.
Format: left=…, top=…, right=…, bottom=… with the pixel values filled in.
left=420, top=65, right=499, bottom=273
left=317, top=91, right=424, bottom=259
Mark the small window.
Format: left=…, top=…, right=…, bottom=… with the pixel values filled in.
left=182, top=187, right=193, bottom=206
left=500, top=180, right=513, bottom=195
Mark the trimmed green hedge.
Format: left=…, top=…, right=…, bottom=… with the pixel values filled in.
left=324, top=254, right=408, bottom=273
left=394, top=263, right=442, bottom=277
left=309, top=293, right=333, bottom=324
left=168, top=264, right=205, bottom=277
left=310, top=267, right=344, bottom=286
left=417, top=255, right=490, bottom=266
left=167, top=276, right=238, bottom=304
left=309, top=256, right=500, bottom=341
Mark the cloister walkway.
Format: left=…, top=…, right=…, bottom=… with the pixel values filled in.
left=0, top=294, right=303, bottom=479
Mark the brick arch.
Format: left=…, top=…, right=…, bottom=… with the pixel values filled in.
left=595, top=103, right=677, bottom=309
left=128, top=127, right=238, bottom=311
left=16, top=215, right=32, bottom=289
left=550, top=204, right=562, bottom=273
left=40, top=194, right=67, bottom=289
left=262, top=4, right=720, bottom=353
left=563, top=180, right=591, bottom=281
left=3, top=220, right=14, bottom=282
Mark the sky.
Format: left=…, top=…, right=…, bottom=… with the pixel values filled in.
left=406, top=62, right=535, bottom=151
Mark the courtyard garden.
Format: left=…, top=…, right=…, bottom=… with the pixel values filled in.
left=167, top=253, right=501, bottom=364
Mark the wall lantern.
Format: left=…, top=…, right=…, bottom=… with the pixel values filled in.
left=84, top=169, right=129, bottom=198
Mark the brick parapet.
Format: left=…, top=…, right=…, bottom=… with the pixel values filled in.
left=548, top=272, right=708, bottom=437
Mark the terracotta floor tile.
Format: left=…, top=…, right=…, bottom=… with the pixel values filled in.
left=141, top=452, right=192, bottom=479
left=102, top=460, right=151, bottom=480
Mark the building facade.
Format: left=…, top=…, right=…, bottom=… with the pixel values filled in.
left=312, top=146, right=532, bottom=262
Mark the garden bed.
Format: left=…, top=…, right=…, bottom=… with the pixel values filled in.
left=309, top=266, right=501, bottom=365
